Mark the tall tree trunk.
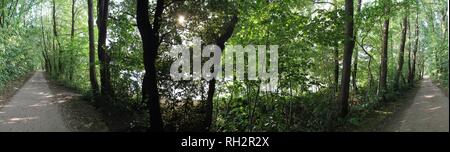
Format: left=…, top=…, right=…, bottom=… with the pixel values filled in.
left=52, top=33, right=56, bottom=75
left=97, top=0, right=113, bottom=102
left=409, top=11, right=419, bottom=86
left=378, top=0, right=390, bottom=102
left=52, top=0, right=59, bottom=75
left=351, top=0, right=362, bottom=93
left=88, top=0, right=99, bottom=94
left=334, top=47, right=339, bottom=95
left=407, top=15, right=412, bottom=85
left=52, top=0, right=57, bottom=38
left=136, top=0, right=164, bottom=132
left=411, top=12, right=419, bottom=84
left=52, top=0, right=62, bottom=75
left=203, top=15, right=238, bottom=131
left=394, top=16, right=408, bottom=90
left=338, top=0, right=354, bottom=118
left=71, top=0, right=75, bottom=39
left=351, top=49, right=358, bottom=92
left=69, top=0, right=76, bottom=81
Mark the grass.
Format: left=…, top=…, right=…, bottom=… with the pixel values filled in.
left=342, top=83, right=421, bottom=132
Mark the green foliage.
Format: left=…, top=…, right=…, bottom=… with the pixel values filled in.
left=1, top=0, right=447, bottom=131
left=0, top=26, right=41, bottom=90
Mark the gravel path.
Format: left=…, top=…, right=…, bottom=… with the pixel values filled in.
left=0, top=72, right=69, bottom=132
left=384, top=77, right=449, bottom=132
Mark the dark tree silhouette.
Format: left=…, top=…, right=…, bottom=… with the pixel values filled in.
left=338, top=0, right=355, bottom=117
left=88, top=0, right=99, bottom=94
left=97, top=0, right=113, bottom=102
left=136, top=0, right=165, bottom=132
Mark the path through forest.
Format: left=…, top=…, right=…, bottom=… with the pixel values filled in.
left=1, top=71, right=448, bottom=132
left=383, top=76, right=449, bottom=132
left=0, top=71, right=107, bottom=132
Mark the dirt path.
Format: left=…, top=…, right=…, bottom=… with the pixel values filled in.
left=0, top=72, right=69, bottom=131
left=0, top=71, right=108, bottom=132
left=383, top=76, right=449, bottom=132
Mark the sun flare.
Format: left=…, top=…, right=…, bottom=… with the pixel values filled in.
left=178, top=15, right=186, bottom=24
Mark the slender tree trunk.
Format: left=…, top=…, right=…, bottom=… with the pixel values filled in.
left=52, top=0, right=59, bottom=75
left=52, top=0, right=57, bottom=38
left=368, top=57, right=373, bottom=88
left=442, top=7, right=448, bottom=45
left=71, top=0, right=75, bottom=39
left=52, top=0, right=63, bottom=75
left=97, top=0, right=113, bottom=102
left=378, top=0, right=390, bottom=102
left=407, top=15, right=412, bottom=85
left=352, top=48, right=358, bottom=92
left=351, top=0, right=362, bottom=93
left=69, top=0, right=76, bottom=81
left=356, top=36, right=374, bottom=102
left=410, top=11, right=419, bottom=86
left=334, top=47, right=339, bottom=95
left=412, top=12, right=419, bottom=83
left=394, top=16, right=408, bottom=90
left=204, top=79, right=216, bottom=131
left=52, top=38, right=57, bottom=75
left=203, top=15, right=238, bottom=131
left=88, top=0, right=99, bottom=94
left=136, top=0, right=164, bottom=132
left=338, top=0, right=354, bottom=117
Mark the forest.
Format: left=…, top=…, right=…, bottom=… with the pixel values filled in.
left=0, top=0, right=448, bottom=132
